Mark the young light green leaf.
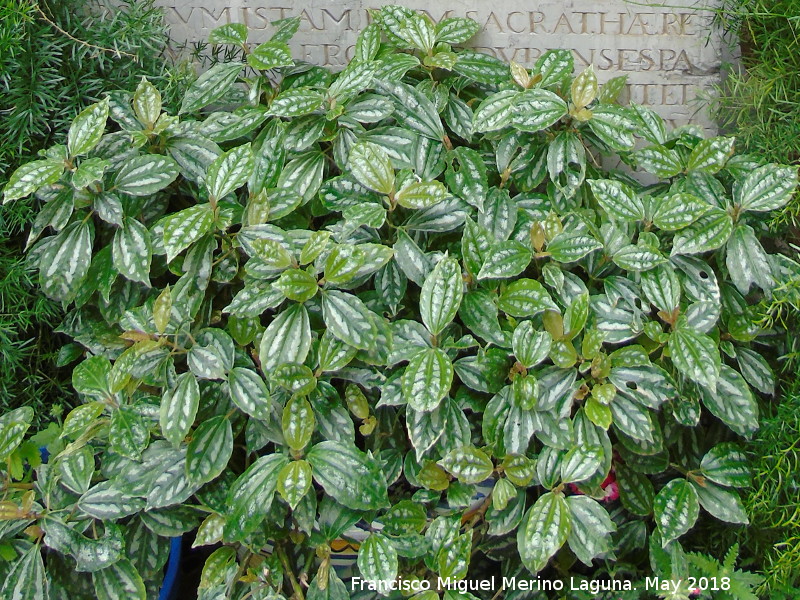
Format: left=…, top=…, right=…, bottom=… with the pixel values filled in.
left=277, top=460, right=312, bottom=509
left=282, top=396, right=316, bottom=451
left=395, top=180, right=448, bottom=209
left=478, top=240, right=532, bottom=280
left=571, top=66, right=597, bottom=109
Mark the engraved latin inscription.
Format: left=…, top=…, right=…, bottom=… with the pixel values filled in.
left=155, top=1, right=726, bottom=131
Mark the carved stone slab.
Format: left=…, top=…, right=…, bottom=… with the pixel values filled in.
left=154, top=0, right=728, bottom=132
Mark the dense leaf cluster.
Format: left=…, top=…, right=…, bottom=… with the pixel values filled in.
left=0, top=0, right=188, bottom=424
left=1, top=7, right=797, bottom=599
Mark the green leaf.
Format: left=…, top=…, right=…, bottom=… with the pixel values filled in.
left=3, top=159, right=65, bottom=203
left=78, top=479, right=145, bottom=520
left=535, top=49, right=574, bottom=88
left=439, top=446, right=494, bottom=484
left=654, top=479, right=699, bottom=546
left=395, top=180, right=448, bottom=209
left=328, top=61, right=378, bottom=102
left=114, top=155, right=179, bottom=197
left=517, top=491, right=571, bottom=573
left=72, top=355, right=112, bottom=397
left=513, top=321, right=552, bottom=367
left=160, top=372, right=199, bottom=447
left=376, top=80, right=445, bottom=141
left=736, top=347, right=775, bottom=395
left=402, top=347, right=453, bottom=412
left=691, top=480, right=748, bottom=524
left=321, top=290, right=377, bottom=350
left=700, top=365, right=759, bottom=436
left=39, top=221, right=93, bottom=301
left=112, top=218, right=151, bottom=286
left=587, top=179, right=645, bottom=222
left=735, top=163, right=798, bottom=212
left=274, top=268, right=318, bottom=302
left=162, top=204, right=213, bottom=262
left=547, top=231, right=602, bottom=263
left=357, top=534, right=399, bottom=594
left=671, top=209, right=733, bottom=255
left=180, top=62, right=243, bottom=114
left=227, top=367, right=271, bottom=420
left=247, top=40, right=294, bottom=70
left=511, top=89, right=568, bottom=132
left=453, top=50, right=509, bottom=85
left=420, top=256, right=463, bottom=335
left=435, top=17, right=480, bottom=44
left=477, top=240, right=532, bottom=280
left=587, top=105, right=636, bottom=150
left=472, top=90, right=519, bottom=133
left=206, top=143, right=253, bottom=200
left=616, top=464, right=655, bottom=516
left=0, top=407, right=33, bottom=460
left=561, top=445, right=602, bottom=483
left=686, top=136, right=735, bottom=174
left=635, top=144, right=683, bottom=178
left=669, top=327, right=720, bottom=391
left=260, top=304, right=312, bottom=372
left=269, top=87, right=325, bottom=118
left=652, top=193, right=710, bottom=231
left=109, top=406, right=148, bottom=461
left=225, top=454, right=288, bottom=539
left=208, top=23, right=248, bottom=45
left=612, top=244, right=666, bottom=272
left=282, top=396, right=316, bottom=451
left=68, top=98, right=109, bottom=157
left=1, top=544, right=47, bottom=600
left=701, top=443, right=751, bottom=487
left=499, top=278, right=557, bottom=317
left=186, top=416, right=233, bottom=485
left=566, top=496, right=616, bottom=566
left=348, top=141, right=395, bottom=195
left=93, top=558, right=147, bottom=600
left=726, top=224, right=775, bottom=295
left=277, top=460, right=312, bottom=509
left=307, top=440, right=389, bottom=510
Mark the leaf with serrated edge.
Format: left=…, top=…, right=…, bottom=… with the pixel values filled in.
left=420, top=256, right=463, bottom=335
left=517, top=492, right=571, bottom=573
left=654, top=479, right=699, bottom=546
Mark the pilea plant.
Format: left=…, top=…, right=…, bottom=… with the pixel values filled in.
left=1, top=7, right=796, bottom=599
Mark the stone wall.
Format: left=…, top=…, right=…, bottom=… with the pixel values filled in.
left=154, top=0, right=728, bottom=132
